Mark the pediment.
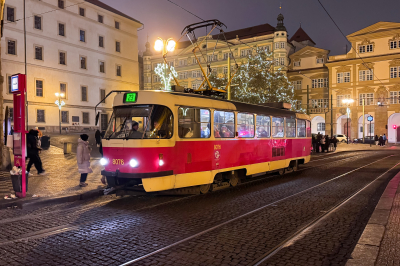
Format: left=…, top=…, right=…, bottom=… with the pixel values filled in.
left=310, top=73, right=328, bottom=79
left=289, top=76, right=303, bottom=81
left=335, top=88, right=352, bottom=95
left=358, top=86, right=375, bottom=93
left=389, top=83, right=400, bottom=91
left=347, top=22, right=400, bottom=38
left=389, top=59, right=400, bottom=67
left=336, top=65, right=351, bottom=73
left=290, top=46, right=329, bottom=58
left=358, top=63, right=375, bottom=70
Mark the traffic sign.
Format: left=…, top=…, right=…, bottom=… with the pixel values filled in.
left=367, top=116, right=373, bottom=122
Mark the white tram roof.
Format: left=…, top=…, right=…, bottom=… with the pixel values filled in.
left=113, top=91, right=310, bottom=120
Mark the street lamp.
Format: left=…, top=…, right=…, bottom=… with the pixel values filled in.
left=154, top=38, right=180, bottom=88
left=342, top=98, right=354, bottom=144
left=55, top=92, right=65, bottom=134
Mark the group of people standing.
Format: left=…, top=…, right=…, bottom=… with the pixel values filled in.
left=374, top=134, right=387, bottom=146
left=312, top=132, right=338, bottom=153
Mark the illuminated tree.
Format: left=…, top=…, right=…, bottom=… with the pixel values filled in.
left=209, top=49, right=303, bottom=112
left=154, top=63, right=178, bottom=91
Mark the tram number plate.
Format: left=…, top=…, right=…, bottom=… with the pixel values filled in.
left=113, top=159, right=124, bottom=165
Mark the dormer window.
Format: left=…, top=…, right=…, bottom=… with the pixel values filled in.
left=316, top=58, right=324, bottom=64
left=359, top=44, right=373, bottom=53
left=294, top=61, right=300, bottom=67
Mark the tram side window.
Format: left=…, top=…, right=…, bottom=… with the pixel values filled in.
left=237, top=113, right=254, bottom=138
left=214, top=110, right=235, bottom=138
left=306, top=120, right=311, bottom=137
left=272, top=117, right=284, bottom=138
left=297, top=119, right=306, bottom=137
left=178, top=107, right=210, bottom=138
left=286, top=118, right=296, bottom=138
left=256, top=115, right=270, bottom=138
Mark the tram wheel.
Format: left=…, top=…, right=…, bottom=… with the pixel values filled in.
left=229, top=171, right=240, bottom=187
left=278, top=168, right=285, bottom=175
left=199, top=184, right=211, bottom=194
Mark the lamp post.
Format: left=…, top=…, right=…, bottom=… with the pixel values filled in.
left=55, top=93, right=65, bottom=134
left=342, top=98, right=354, bottom=144
left=154, top=38, right=180, bottom=88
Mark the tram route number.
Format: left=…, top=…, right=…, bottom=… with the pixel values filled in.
left=112, top=159, right=124, bottom=165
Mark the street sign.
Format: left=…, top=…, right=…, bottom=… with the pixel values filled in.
left=367, top=116, right=373, bottom=122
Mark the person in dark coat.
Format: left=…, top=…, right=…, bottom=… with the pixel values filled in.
left=379, top=135, right=384, bottom=146
left=331, top=136, right=338, bottom=149
left=324, top=135, right=330, bottom=152
left=312, top=135, right=317, bottom=153
left=95, top=130, right=103, bottom=157
left=26, top=130, right=46, bottom=175
left=374, top=135, right=379, bottom=145
left=316, top=132, right=322, bottom=153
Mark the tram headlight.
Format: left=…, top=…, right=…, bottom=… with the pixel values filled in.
left=129, top=159, right=139, bottom=168
left=100, top=158, right=108, bottom=166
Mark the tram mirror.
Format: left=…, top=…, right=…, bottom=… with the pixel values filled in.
left=95, top=112, right=100, bottom=126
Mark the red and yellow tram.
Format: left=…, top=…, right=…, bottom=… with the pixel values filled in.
left=100, top=91, right=311, bottom=193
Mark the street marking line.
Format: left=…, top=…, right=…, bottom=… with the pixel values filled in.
left=251, top=159, right=400, bottom=266
left=118, top=155, right=394, bottom=266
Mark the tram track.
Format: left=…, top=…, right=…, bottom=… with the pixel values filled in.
left=0, top=152, right=386, bottom=247
left=117, top=154, right=394, bottom=266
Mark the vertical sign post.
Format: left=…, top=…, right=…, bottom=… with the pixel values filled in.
left=367, top=116, right=373, bottom=147
left=11, top=74, right=27, bottom=198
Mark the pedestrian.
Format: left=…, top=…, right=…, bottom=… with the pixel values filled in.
left=374, top=135, right=379, bottom=145
left=77, top=134, right=92, bottom=187
left=26, top=129, right=46, bottom=175
left=312, top=135, right=317, bottom=153
left=34, top=127, right=42, bottom=147
left=95, top=129, right=103, bottom=157
left=332, top=136, right=338, bottom=150
left=383, top=134, right=387, bottom=145
left=316, top=132, right=322, bottom=153
left=379, top=135, right=384, bottom=146
left=324, top=135, right=330, bottom=152
left=320, top=135, right=325, bottom=152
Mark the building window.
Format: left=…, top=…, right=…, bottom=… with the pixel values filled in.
left=337, top=72, right=350, bottom=83
left=35, top=46, right=43, bottom=60
left=294, top=61, right=300, bottom=67
left=316, top=58, right=324, bottom=64
left=37, top=110, right=45, bottom=122
left=36, top=80, right=43, bottom=97
left=60, top=83, right=67, bottom=98
left=61, top=111, right=69, bottom=123
left=317, top=123, right=325, bottom=131
left=390, top=67, right=399, bottom=79
left=240, top=49, right=251, bottom=57
left=168, top=61, right=174, bottom=67
left=72, top=116, right=79, bottom=123
left=116, top=41, right=121, bottom=52
left=7, top=40, right=16, bottom=55
left=98, top=14, right=103, bottom=23
left=359, top=44, right=373, bottom=53
left=79, top=7, right=85, bottom=16
left=192, top=83, right=200, bottom=90
left=390, top=91, right=399, bottom=104
left=82, top=112, right=89, bottom=124
left=359, top=70, right=373, bottom=81
left=279, top=57, right=285, bottom=66
left=59, top=51, right=66, bottom=65
left=390, top=41, right=398, bottom=49
left=293, top=80, right=302, bottom=90
left=311, top=99, right=329, bottom=108
left=100, top=89, right=106, bottom=103
left=58, top=23, right=65, bottom=36
left=98, top=36, right=104, bottom=48
left=223, top=66, right=228, bottom=74
left=58, top=0, right=64, bottom=9
left=296, top=100, right=302, bottom=110
left=81, top=86, right=87, bottom=101
left=312, top=78, right=328, bottom=88
left=116, top=65, right=121, bottom=76
left=359, top=93, right=374, bottom=106
left=80, top=30, right=85, bottom=42
left=275, top=42, right=279, bottom=49
left=153, top=75, right=160, bottom=83
left=99, top=61, right=105, bottom=73
left=337, top=95, right=351, bottom=107
left=280, top=42, right=285, bottom=49
left=80, top=56, right=86, bottom=69
left=115, top=21, right=120, bottom=29
left=34, top=16, right=42, bottom=30
left=7, top=7, right=15, bottom=22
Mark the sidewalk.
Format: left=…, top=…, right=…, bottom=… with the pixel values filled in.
left=346, top=170, right=400, bottom=266
left=0, top=145, right=105, bottom=209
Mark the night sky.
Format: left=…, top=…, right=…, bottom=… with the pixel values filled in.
left=104, top=0, right=399, bottom=56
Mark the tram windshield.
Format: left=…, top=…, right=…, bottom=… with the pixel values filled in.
left=104, top=105, right=173, bottom=139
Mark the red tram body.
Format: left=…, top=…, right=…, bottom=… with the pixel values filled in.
left=101, top=91, right=311, bottom=192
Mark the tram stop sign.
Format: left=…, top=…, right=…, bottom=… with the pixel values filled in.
left=367, top=116, right=373, bottom=122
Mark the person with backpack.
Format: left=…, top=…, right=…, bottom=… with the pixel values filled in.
left=77, top=134, right=92, bottom=187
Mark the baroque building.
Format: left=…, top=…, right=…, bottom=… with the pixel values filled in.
left=3, top=0, right=142, bottom=132
left=143, top=14, right=293, bottom=91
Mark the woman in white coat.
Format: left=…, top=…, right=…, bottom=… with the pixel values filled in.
left=77, top=134, right=92, bottom=187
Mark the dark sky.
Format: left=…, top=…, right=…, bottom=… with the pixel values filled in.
left=105, top=0, right=400, bottom=56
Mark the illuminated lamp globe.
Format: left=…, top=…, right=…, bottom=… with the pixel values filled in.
left=154, top=39, right=164, bottom=52
left=166, top=40, right=176, bottom=52
left=60, top=93, right=65, bottom=98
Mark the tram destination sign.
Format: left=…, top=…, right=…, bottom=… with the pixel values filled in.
left=124, top=92, right=137, bottom=103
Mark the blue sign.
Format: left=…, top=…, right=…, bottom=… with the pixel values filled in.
left=367, top=116, right=373, bottom=122
left=11, top=75, right=19, bottom=92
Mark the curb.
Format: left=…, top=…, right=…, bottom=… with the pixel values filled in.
left=0, top=189, right=104, bottom=210
left=345, top=170, right=400, bottom=266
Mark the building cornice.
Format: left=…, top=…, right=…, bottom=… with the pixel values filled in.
left=326, top=52, right=400, bottom=66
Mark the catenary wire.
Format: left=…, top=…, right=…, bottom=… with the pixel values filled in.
left=166, top=0, right=205, bottom=22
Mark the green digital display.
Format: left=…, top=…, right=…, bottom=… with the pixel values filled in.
left=124, top=93, right=137, bottom=103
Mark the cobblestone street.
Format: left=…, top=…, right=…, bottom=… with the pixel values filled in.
left=0, top=150, right=399, bottom=266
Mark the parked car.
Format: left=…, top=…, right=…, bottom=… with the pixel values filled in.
left=334, top=134, right=347, bottom=142
left=353, top=136, right=375, bottom=144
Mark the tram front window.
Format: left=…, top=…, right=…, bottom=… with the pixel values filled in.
left=104, top=105, right=173, bottom=139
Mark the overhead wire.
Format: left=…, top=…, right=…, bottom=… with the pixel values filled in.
left=316, top=0, right=385, bottom=86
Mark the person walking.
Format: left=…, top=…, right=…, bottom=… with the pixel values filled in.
left=312, top=135, right=317, bottom=153
left=26, top=129, right=46, bottom=175
left=332, top=136, right=338, bottom=151
left=374, top=135, right=379, bottom=145
left=95, top=129, right=103, bottom=157
left=77, top=134, right=92, bottom=187
left=383, top=134, right=387, bottom=145
left=320, top=135, right=326, bottom=152
left=316, top=132, right=322, bottom=153
left=379, top=135, right=384, bottom=146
